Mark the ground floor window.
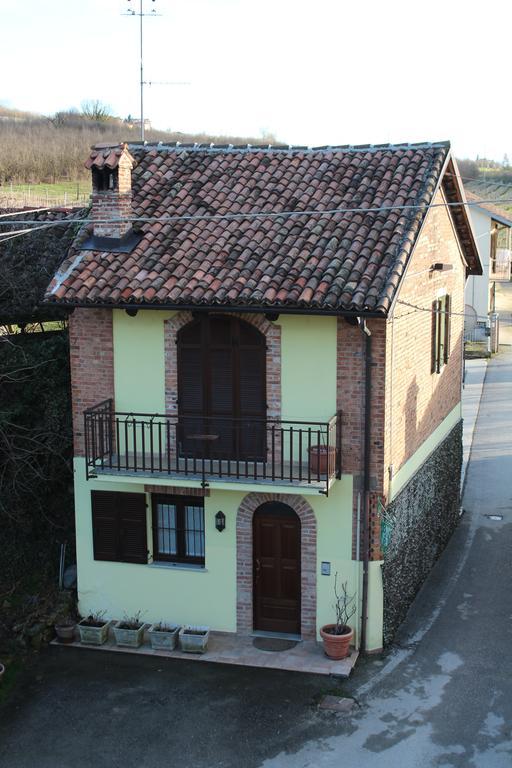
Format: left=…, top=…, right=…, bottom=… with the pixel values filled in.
left=152, top=495, right=205, bottom=565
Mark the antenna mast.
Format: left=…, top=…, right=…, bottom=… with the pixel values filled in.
left=124, top=0, right=160, bottom=142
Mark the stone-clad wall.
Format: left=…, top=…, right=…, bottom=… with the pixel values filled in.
left=381, top=420, right=462, bottom=645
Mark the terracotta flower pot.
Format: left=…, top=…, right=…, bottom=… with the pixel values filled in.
left=55, top=622, right=76, bottom=644
left=320, top=624, right=353, bottom=660
left=309, top=445, right=337, bottom=476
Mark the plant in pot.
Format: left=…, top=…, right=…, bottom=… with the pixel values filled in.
left=308, top=444, right=337, bottom=476
left=54, top=619, right=77, bottom=644
left=78, top=611, right=110, bottom=645
left=113, top=611, right=146, bottom=648
left=179, top=625, right=210, bottom=654
left=320, top=573, right=356, bottom=660
left=148, top=622, right=180, bottom=651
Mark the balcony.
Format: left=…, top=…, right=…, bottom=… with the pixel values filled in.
left=84, top=401, right=341, bottom=495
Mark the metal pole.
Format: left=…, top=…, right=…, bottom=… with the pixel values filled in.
left=140, top=0, right=144, bottom=142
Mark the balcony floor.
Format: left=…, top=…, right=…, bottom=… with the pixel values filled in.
left=90, top=453, right=334, bottom=492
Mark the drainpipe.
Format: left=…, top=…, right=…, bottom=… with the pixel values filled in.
left=358, top=317, right=372, bottom=653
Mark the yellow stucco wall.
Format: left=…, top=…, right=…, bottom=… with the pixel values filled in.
left=279, top=315, right=337, bottom=421
left=76, top=311, right=374, bottom=645
left=112, top=310, right=338, bottom=422
left=74, top=459, right=357, bottom=639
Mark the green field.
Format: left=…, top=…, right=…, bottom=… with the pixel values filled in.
left=2, top=180, right=90, bottom=200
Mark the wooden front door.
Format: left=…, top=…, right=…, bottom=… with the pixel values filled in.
left=253, top=502, right=301, bottom=634
left=177, top=315, right=266, bottom=460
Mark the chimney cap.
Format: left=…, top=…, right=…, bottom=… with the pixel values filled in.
left=85, top=142, right=136, bottom=171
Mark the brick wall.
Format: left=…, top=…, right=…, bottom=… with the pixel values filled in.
left=383, top=188, right=465, bottom=495
left=69, top=308, right=114, bottom=456
left=339, top=189, right=466, bottom=562
left=336, top=317, right=387, bottom=560
left=91, top=191, right=133, bottom=239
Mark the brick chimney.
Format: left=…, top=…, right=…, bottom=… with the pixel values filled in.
left=86, top=143, right=136, bottom=239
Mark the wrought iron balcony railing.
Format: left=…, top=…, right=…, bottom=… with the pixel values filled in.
left=84, top=400, right=341, bottom=495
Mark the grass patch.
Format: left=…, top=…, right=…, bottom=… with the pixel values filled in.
left=1, top=180, right=90, bottom=200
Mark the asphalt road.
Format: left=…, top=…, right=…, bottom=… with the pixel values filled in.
left=1, top=348, right=512, bottom=768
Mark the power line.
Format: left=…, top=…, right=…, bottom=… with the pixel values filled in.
left=395, top=299, right=490, bottom=322
left=5, top=194, right=512, bottom=232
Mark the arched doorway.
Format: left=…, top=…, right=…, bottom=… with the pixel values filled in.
left=253, top=502, right=301, bottom=634
left=177, top=315, right=266, bottom=460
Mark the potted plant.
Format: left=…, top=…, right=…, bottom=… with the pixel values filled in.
left=320, top=574, right=356, bottom=660
left=309, top=444, right=337, bottom=476
left=148, top=622, right=180, bottom=651
left=113, top=612, right=146, bottom=648
left=179, top=625, right=210, bottom=654
left=54, top=620, right=76, bottom=644
left=78, top=611, right=110, bottom=645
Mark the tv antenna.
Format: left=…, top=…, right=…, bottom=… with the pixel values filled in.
left=123, top=1, right=190, bottom=142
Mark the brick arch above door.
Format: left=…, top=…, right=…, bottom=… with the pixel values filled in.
left=236, top=492, right=317, bottom=639
left=164, top=310, right=281, bottom=419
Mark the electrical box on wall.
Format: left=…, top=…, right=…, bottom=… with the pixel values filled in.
left=321, top=561, right=331, bottom=576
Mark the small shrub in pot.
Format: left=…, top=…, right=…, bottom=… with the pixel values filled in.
left=320, top=574, right=356, bottom=660
left=113, top=611, right=146, bottom=648
left=148, top=622, right=180, bottom=651
left=78, top=611, right=110, bottom=645
left=179, top=625, right=210, bottom=654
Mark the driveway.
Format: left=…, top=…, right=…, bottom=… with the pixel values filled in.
left=2, top=348, right=512, bottom=768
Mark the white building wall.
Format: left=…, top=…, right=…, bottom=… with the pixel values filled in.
left=465, top=207, right=491, bottom=319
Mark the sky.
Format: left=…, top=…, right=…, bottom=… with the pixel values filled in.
left=1, top=0, right=510, bottom=160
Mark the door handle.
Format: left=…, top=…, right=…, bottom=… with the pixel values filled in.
left=255, top=558, right=261, bottom=583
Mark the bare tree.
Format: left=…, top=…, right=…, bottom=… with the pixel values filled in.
left=80, top=99, right=112, bottom=122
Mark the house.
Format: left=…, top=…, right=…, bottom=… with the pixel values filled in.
left=44, top=141, right=481, bottom=652
left=464, top=190, right=512, bottom=344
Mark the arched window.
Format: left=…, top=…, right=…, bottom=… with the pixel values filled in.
left=177, top=315, right=266, bottom=460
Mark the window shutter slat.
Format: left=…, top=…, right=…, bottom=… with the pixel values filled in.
left=444, top=295, right=451, bottom=363
left=119, top=493, right=148, bottom=564
left=431, top=300, right=439, bottom=374
left=91, top=491, right=119, bottom=561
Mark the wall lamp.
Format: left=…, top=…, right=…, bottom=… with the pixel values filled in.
left=215, top=511, right=226, bottom=532
left=430, top=263, right=454, bottom=272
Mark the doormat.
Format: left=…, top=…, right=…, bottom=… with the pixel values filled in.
left=252, top=637, right=298, bottom=652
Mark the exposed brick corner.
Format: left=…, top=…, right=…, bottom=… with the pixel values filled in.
left=69, top=308, right=114, bottom=457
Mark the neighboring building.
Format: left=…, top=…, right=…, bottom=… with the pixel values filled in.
left=45, top=141, right=481, bottom=652
left=464, top=190, right=512, bottom=336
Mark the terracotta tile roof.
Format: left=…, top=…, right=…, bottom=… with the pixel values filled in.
left=45, top=141, right=480, bottom=314
left=465, top=190, right=512, bottom=226
left=0, top=207, right=87, bottom=323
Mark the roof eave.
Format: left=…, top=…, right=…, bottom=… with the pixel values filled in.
left=41, top=298, right=388, bottom=319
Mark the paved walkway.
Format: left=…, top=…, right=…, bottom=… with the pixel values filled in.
left=51, top=630, right=357, bottom=677
left=262, top=346, right=512, bottom=767
left=461, top=359, right=487, bottom=490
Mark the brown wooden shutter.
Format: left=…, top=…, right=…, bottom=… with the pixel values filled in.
left=91, top=490, right=120, bottom=561
left=91, top=491, right=147, bottom=564
left=431, top=300, right=440, bottom=374
left=444, top=295, right=451, bottom=364
left=118, top=493, right=148, bottom=564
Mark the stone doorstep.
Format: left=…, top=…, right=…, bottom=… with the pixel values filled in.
left=50, top=631, right=359, bottom=678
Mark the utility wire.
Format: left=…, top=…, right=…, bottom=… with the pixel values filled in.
left=4, top=195, right=512, bottom=231
left=395, top=299, right=491, bottom=322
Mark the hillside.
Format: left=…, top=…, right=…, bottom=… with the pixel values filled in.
left=0, top=104, right=276, bottom=186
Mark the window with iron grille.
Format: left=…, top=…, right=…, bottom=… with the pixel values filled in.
left=152, top=495, right=205, bottom=565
